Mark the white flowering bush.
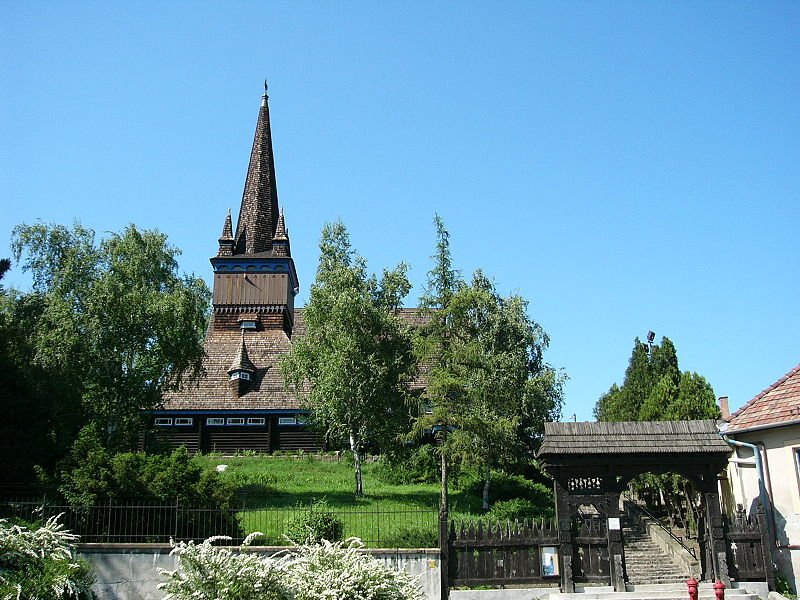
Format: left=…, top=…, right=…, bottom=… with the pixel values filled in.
left=0, top=515, right=94, bottom=600
left=159, top=535, right=423, bottom=600
left=159, top=533, right=291, bottom=600
left=287, top=538, right=423, bottom=600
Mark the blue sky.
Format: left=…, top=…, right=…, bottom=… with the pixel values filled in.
left=2, top=2, right=798, bottom=420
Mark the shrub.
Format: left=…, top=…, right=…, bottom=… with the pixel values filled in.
left=458, top=469, right=555, bottom=517
left=487, top=498, right=541, bottom=521
left=390, top=524, right=438, bottom=548
left=0, top=515, right=94, bottom=600
left=376, top=445, right=440, bottom=485
left=159, top=536, right=422, bottom=600
left=159, top=533, right=290, bottom=600
left=285, top=500, right=343, bottom=544
left=287, top=538, right=423, bottom=600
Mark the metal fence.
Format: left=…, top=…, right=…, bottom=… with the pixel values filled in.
left=0, top=498, right=438, bottom=548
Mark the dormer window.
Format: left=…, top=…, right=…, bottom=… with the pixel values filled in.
left=229, top=370, right=252, bottom=381
left=240, top=319, right=258, bottom=330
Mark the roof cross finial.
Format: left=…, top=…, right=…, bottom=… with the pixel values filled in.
left=262, top=79, right=269, bottom=106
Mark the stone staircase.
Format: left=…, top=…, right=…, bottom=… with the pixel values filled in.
left=623, top=518, right=692, bottom=585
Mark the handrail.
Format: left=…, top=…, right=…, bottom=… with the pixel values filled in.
left=621, top=491, right=697, bottom=560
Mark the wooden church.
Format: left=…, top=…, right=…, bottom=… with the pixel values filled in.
left=147, top=86, right=319, bottom=453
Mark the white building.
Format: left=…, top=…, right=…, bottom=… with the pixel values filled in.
left=722, top=363, right=800, bottom=593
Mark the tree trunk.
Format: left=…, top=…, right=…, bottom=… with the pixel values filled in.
left=349, top=431, right=364, bottom=497
left=482, top=465, right=491, bottom=511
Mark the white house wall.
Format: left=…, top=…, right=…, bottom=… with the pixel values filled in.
left=725, top=426, right=800, bottom=593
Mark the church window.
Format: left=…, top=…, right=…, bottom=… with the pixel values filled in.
left=175, top=418, right=193, bottom=426
left=206, top=418, right=224, bottom=425
left=247, top=417, right=265, bottom=425
left=278, top=417, right=297, bottom=426
left=155, top=418, right=172, bottom=426
left=227, top=417, right=245, bottom=425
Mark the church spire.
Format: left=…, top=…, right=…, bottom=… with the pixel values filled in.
left=217, top=209, right=234, bottom=256
left=234, top=82, right=280, bottom=255
left=272, top=209, right=290, bottom=257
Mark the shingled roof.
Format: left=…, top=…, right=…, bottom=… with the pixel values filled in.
left=162, top=307, right=430, bottom=411
left=726, top=364, right=800, bottom=433
left=537, top=420, right=731, bottom=456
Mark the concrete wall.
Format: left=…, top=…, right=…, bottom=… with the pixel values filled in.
left=725, top=426, right=800, bottom=593
left=78, top=544, right=441, bottom=600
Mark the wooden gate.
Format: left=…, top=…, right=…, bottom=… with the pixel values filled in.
left=448, top=518, right=560, bottom=587
left=573, top=512, right=610, bottom=584
left=725, top=504, right=774, bottom=590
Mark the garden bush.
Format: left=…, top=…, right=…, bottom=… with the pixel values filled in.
left=390, top=524, right=438, bottom=548
left=160, top=534, right=290, bottom=600
left=0, top=515, right=94, bottom=600
left=458, top=469, right=555, bottom=517
left=285, top=500, right=343, bottom=544
left=159, top=535, right=423, bottom=600
left=375, top=445, right=440, bottom=485
left=487, top=498, right=541, bottom=522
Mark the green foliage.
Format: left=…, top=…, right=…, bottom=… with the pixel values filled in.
left=159, top=534, right=291, bottom=600
left=487, top=499, right=542, bottom=521
left=375, top=446, right=441, bottom=485
left=595, top=335, right=722, bottom=529
left=281, top=221, right=416, bottom=497
left=160, top=536, right=423, bottom=600
left=0, top=515, right=94, bottom=600
left=56, top=427, right=235, bottom=508
left=8, top=221, right=210, bottom=455
left=285, top=500, right=344, bottom=544
left=775, top=570, right=798, bottom=599
left=414, top=216, right=564, bottom=508
left=458, top=470, right=555, bottom=517
left=594, top=335, right=720, bottom=423
left=389, top=524, right=438, bottom=548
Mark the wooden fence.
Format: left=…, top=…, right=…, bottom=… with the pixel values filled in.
left=447, top=518, right=560, bottom=587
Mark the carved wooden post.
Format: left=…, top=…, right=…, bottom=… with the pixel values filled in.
left=687, top=577, right=699, bottom=600
left=606, top=488, right=625, bottom=592
left=555, top=476, right=574, bottom=593
left=705, top=486, right=730, bottom=587
left=713, top=579, right=726, bottom=600
left=756, top=501, right=775, bottom=591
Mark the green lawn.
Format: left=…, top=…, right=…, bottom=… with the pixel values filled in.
left=193, top=454, right=488, bottom=547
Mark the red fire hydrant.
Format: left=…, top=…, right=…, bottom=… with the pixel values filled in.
left=714, top=579, right=726, bottom=600
left=687, top=577, right=699, bottom=600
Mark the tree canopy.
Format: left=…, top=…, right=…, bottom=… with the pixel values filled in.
left=280, top=221, right=416, bottom=497
left=2, top=221, right=210, bottom=475
left=593, top=335, right=719, bottom=423
left=415, top=216, right=564, bottom=509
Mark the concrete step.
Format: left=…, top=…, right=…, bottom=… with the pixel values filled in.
left=548, top=585, right=759, bottom=600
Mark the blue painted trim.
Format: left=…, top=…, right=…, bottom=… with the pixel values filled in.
left=209, top=256, right=299, bottom=293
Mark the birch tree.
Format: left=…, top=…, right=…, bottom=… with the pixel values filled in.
left=280, top=221, right=415, bottom=497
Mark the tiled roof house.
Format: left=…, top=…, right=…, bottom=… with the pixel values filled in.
left=722, top=363, right=800, bottom=593
left=147, top=88, right=426, bottom=453
left=726, top=364, right=800, bottom=433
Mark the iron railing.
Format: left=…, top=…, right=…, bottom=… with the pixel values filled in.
left=0, top=497, right=438, bottom=548
left=621, top=491, right=697, bottom=559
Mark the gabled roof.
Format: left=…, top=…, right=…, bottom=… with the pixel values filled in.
left=726, top=364, right=800, bottom=433
left=162, top=308, right=430, bottom=412
left=537, top=420, right=731, bottom=456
